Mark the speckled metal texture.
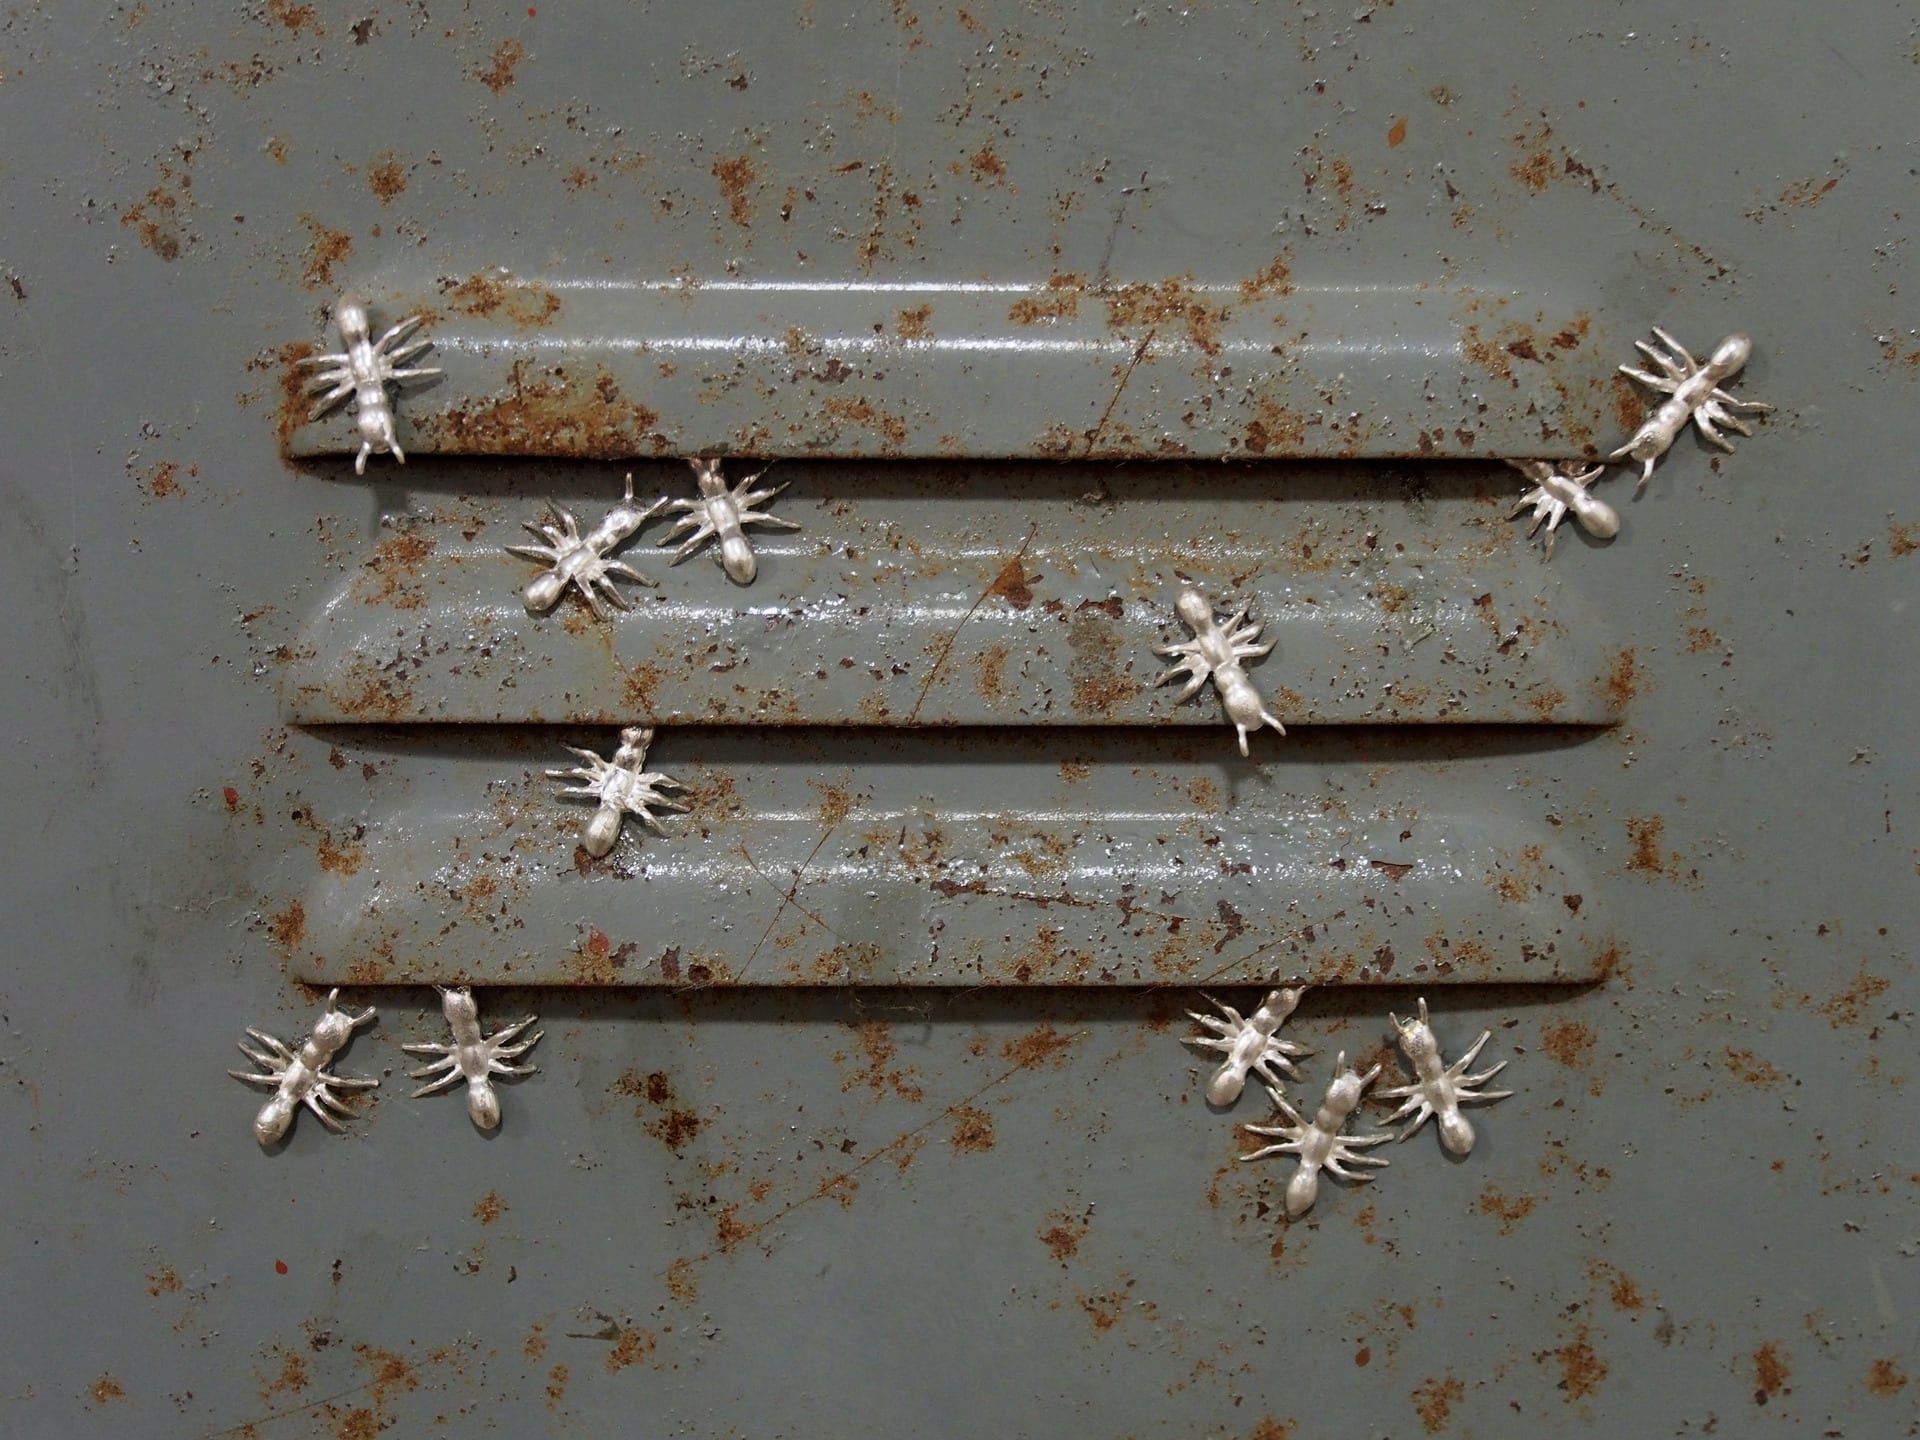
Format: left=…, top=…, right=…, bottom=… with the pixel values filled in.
left=3, top=3, right=1918, bottom=1438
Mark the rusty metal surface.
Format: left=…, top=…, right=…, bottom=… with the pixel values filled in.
left=3, top=2, right=1919, bottom=1438
left=280, top=278, right=1629, bottom=461
left=283, top=459, right=1627, bottom=729
left=271, top=725, right=1615, bottom=988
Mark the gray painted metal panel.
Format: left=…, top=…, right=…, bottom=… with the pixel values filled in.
left=2, top=3, right=1917, bottom=1440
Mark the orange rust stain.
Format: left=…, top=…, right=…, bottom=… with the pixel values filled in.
left=664, top=1257, right=699, bottom=1304
left=1078, top=1290, right=1127, bottom=1334
left=606, top=1327, right=656, bottom=1373
left=145, top=1265, right=183, bottom=1297
left=366, top=152, right=406, bottom=204
left=896, top=304, right=933, bottom=339
left=986, top=557, right=1036, bottom=611
left=1752, top=1342, right=1790, bottom=1405
left=1723, top=1048, right=1786, bottom=1087
left=1813, top=965, right=1892, bottom=1028
left=711, top=155, right=759, bottom=227
left=1386, top=115, right=1408, bottom=148
left=822, top=395, right=909, bottom=448
left=353, top=1345, right=418, bottom=1409
left=1102, top=276, right=1227, bottom=355
left=336, top=1409, right=380, bottom=1440
left=1604, top=647, right=1640, bottom=709
left=715, top=1203, right=751, bottom=1252
left=1608, top=1271, right=1644, bottom=1312
left=812, top=780, right=858, bottom=826
left=445, top=274, right=562, bottom=326
left=1009, top=274, right=1083, bottom=324
left=967, top=144, right=1008, bottom=187
left=523, top=1323, right=548, bottom=1362
left=120, top=177, right=186, bottom=262
left=1248, top=1421, right=1295, bottom=1440
left=544, top=1362, right=569, bottom=1408
left=300, top=216, right=352, bottom=291
left=1411, top=1374, right=1463, bottom=1432
left=1539, top=1020, right=1596, bottom=1070
left=947, top=1103, right=995, bottom=1152
left=414, top=359, right=662, bottom=459
left=976, top=641, right=1011, bottom=704
left=135, top=459, right=188, bottom=501
left=356, top=530, right=436, bottom=610
left=1242, top=397, right=1306, bottom=454
left=614, top=1068, right=707, bottom=1150
left=267, top=136, right=289, bottom=163
left=266, top=0, right=319, bottom=33
left=1038, top=1209, right=1088, bottom=1263
left=267, top=900, right=306, bottom=954
left=274, top=339, right=319, bottom=454
left=88, top=1374, right=127, bottom=1406
left=839, top=1020, right=924, bottom=1102
left=472, top=1189, right=507, bottom=1225
left=1611, top=375, right=1647, bottom=436
left=1476, top=1185, right=1538, bottom=1235
left=1866, top=1358, right=1910, bottom=1396
left=1001, top=1023, right=1081, bottom=1069
left=1239, top=254, right=1293, bottom=301
left=1778, top=175, right=1840, bottom=207
left=1058, top=760, right=1091, bottom=783
left=1891, top=523, right=1919, bottom=556
left=1553, top=1329, right=1608, bottom=1401
left=1460, top=324, right=1514, bottom=386
left=315, top=830, right=363, bottom=876
left=1624, top=815, right=1667, bottom=876
left=474, top=37, right=527, bottom=91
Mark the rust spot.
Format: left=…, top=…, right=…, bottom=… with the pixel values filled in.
left=1476, top=1185, right=1538, bottom=1235
left=472, top=1190, right=507, bottom=1225
left=1001, top=1023, right=1080, bottom=1069
left=1611, top=376, right=1647, bottom=436
left=1058, top=760, right=1091, bottom=783
left=267, top=900, right=306, bottom=954
left=1606, top=1269, right=1644, bottom=1312
left=145, top=1265, right=182, bottom=1297
left=967, top=144, right=1008, bottom=187
left=474, top=37, right=527, bottom=92
left=711, top=155, right=759, bottom=228
left=120, top=177, right=187, bottom=262
left=354, top=1345, right=418, bottom=1409
left=1068, top=608, right=1140, bottom=717
left=1009, top=274, right=1082, bottom=324
left=986, top=557, right=1036, bottom=611
left=1813, top=965, right=1892, bottom=1028
left=545, top=1362, right=569, bottom=1408
left=315, top=830, right=363, bottom=876
left=266, top=0, right=319, bottom=33
left=1891, top=523, right=1918, bottom=557
left=976, top=641, right=1011, bottom=704
left=664, top=1257, right=699, bottom=1304
left=1624, top=815, right=1667, bottom=877
left=1752, top=1342, right=1790, bottom=1404
left=445, top=274, right=562, bottom=326
left=356, top=530, right=435, bottom=610
left=1460, top=325, right=1514, bottom=386
left=1355, top=1345, right=1372, bottom=1366
left=259, top=1347, right=308, bottom=1399
left=1723, top=1048, right=1786, bottom=1087
left=140, top=460, right=186, bottom=499
left=1867, top=1358, right=1910, bottom=1396
left=947, top=1103, right=995, bottom=1152
left=1552, top=1328, right=1608, bottom=1402
left=1779, top=175, right=1841, bottom=207
left=1386, top=115, right=1408, bottom=148
left=1243, top=396, right=1307, bottom=454
left=1249, top=1420, right=1295, bottom=1440
left=1684, top=625, right=1719, bottom=653
left=274, top=339, right=320, bottom=454
left=840, top=1020, right=924, bottom=1102
left=300, top=216, right=352, bottom=291
left=1236, top=253, right=1297, bottom=301
left=1539, top=1020, right=1596, bottom=1069
left=1603, top=648, right=1640, bottom=709
left=1038, top=1209, right=1088, bottom=1263
left=523, top=1324, right=548, bottom=1362
left=88, top=1375, right=126, bottom=1406
left=1078, top=1290, right=1126, bottom=1333
left=366, top=152, right=406, bottom=204
left=414, top=359, right=662, bottom=459
left=606, top=1327, right=656, bottom=1373
left=813, top=780, right=858, bottom=826
left=1102, top=276, right=1227, bottom=355
left=896, top=304, right=933, bottom=339
left=1411, top=1374, right=1463, bottom=1432
left=822, top=395, right=909, bottom=449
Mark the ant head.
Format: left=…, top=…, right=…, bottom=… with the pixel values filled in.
left=1709, top=333, right=1751, bottom=372
left=334, top=295, right=372, bottom=345
left=1174, top=590, right=1214, bottom=629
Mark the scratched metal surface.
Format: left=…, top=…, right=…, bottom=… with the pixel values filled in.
left=3, top=2, right=1919, bottom=1438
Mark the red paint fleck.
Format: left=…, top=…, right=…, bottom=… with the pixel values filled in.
left=274, top=1259, right=288, bottom=1274
left=222, top=786, right=241, bottom=811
